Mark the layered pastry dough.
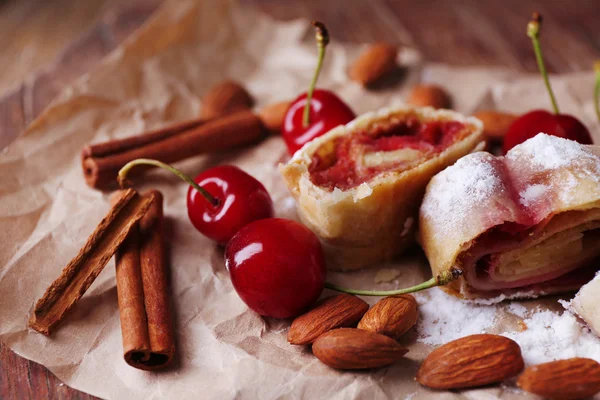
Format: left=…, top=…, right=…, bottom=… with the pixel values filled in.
left=280, top=106, right=484, bottom=270
left=420, top=134, right=600, bottom=301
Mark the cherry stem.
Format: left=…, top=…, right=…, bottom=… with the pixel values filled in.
left=594, top=61, right=600, bottom=122
left=302, top=21, right=329, bottom=128
left=528, top=12, right=560, bottom=114
left=117, top=158, right=219, bottom=207
left=324, top=268, right=462, bottom=297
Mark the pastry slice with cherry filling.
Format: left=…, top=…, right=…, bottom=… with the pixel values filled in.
left=280, top=106, right=483, bottom=270
left=420, top=134, right=600, bottom=301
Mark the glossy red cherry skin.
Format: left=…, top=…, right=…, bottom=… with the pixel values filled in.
left=187, top=165, right=273, bottom=245
left=282, top=89, right=355, bottom=155
left=225, top=218, right=326, bottom=319
left=503, top=109, right=593, bottom=153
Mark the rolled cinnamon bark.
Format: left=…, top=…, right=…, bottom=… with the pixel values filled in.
left=29, top=189, right=155, bottom=335
left=82, top=110, right=265, bottom=190
left=115, top=190, right=175, bottom=370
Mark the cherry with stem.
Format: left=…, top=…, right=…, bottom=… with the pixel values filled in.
left=118, top=158, right=273, bottom=245
left=502, top=13, right=592, bottom=153
left=282, top=21, right=355, bottom=155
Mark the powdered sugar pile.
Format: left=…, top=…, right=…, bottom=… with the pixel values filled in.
left=503, top=308, right=600, bottom=365
left=420, top=152, right=504, bottom=239
left=415, top=288, right=600, bottom=365
left=414, top=288, right=497, bottom=345
left=519, top=183, right=548, bottom=207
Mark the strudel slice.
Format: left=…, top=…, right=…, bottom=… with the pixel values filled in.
left=280, top=106, right=483, bottom=270
left=420, top=134, right=600, bottom=301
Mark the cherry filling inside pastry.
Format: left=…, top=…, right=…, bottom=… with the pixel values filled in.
left=280, top=106, right=484, bottom=271
left=419, top=133, right=600, bottom=300
left=308, top=118, right=468, bottom=190
left=466, top=211, right=600, bottom=292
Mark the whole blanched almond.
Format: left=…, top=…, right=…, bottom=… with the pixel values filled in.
left=473, top=110, right=518, bottom=141
left=416, top=334, right=524, bottom=389
left=358, top=294, right=417, bottom=339
left=201, top=80, right=254, bottom=119
left=258, top=100, right=291, bottom=134
left=288, top=294, right=368, bottom=345
left=312, top=328, right=408, bottom=370
left=348, top=42, right=399, bottom=87
left=517, top=358, right=600, bottom=400
left=406, top=84, right=451, bottom=109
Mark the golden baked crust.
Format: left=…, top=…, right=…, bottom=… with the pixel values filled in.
left=280, top=106, right=484, bottom=271
left=419, top=134, right=600, bottom=301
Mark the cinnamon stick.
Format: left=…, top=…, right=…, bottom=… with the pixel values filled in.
left=82, top=110, right=265, bottom=190
left=115, top=190, right=175, bottom=370
left=29, top=189, right=155, bottom=335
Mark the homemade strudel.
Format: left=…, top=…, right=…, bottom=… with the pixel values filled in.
left=280, top=106, right=483, bottom=270
left=420, top=134, right=600, bottom=301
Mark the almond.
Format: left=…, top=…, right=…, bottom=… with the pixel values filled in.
left=201, top=80, right=254, bottom=119
left=357, top=294, right=417, bottom=340
left=517, top=358, right=600, bottom=400
left=473, top=110, right=518, bottom=141
left=348, top=42, right=399, bottom=87
left=288, top=294, right=368, bottom=345
left=406, top=84, right=451, bottom=109
left=258, top=100, right=291, bottom=134
left=416, top=334, right=524, bottom=389
left=312, top=328, right=408, bottom=370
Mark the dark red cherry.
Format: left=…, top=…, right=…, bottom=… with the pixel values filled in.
left=187, top=165, right=273, bottom=245
left=281, top=21, right=355, bottom=155
left=118, top=159, right=273, bottom=245
left=225, top=218, right=326, bottom=319
left=503, top=13, right=593, bottom=153
left=283, top=89, right=355, bottom=154
left=503, top=110, right=592, bottom=153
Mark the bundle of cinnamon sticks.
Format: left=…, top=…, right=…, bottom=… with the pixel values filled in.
left=30, top=189, right=175, bottom=370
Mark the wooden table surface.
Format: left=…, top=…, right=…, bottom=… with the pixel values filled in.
left=1, top=0, right=599, bottom=398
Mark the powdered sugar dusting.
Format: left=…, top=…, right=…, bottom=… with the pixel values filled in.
left=421, top=152, right=504, bottom=239
left=510, top=133, right=594, bottom=170
left=415, top=288, right=498, bottom=345
left=502, top=309, right=600, bottom=365
left=519, top=184, right=548, bottom=207
left=507, top=302, right=528, bottom=318
left=416, top=288, right=600, bottom=365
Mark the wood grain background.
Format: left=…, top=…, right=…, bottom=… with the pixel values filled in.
left=1, top=0, right=599, bottom=398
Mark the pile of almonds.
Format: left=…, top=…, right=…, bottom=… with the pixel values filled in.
left=288, top=293, right=600, bottom=398
left=288, top=293, right=417, bottom=369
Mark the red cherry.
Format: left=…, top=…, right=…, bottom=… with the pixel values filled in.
left=503, top=110, right=592, bottom=153
left=225, top=218, right=326, bottom=318
left=281, top=21, right=355, bottom=155
left=118, top=159, right=273, bottom=245
left=283, top=89, right=355, bottom=154
left=187, top=165, right=273, bottom=245
left=503, top=13, right=593, bottom=153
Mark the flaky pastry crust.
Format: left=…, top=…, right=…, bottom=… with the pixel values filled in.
left=280, top=106, right=484, bottom=271
left=420, top=134, right=600, bottom=301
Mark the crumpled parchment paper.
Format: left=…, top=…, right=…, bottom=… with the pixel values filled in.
left=1, top=0, right=599, bottom=399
